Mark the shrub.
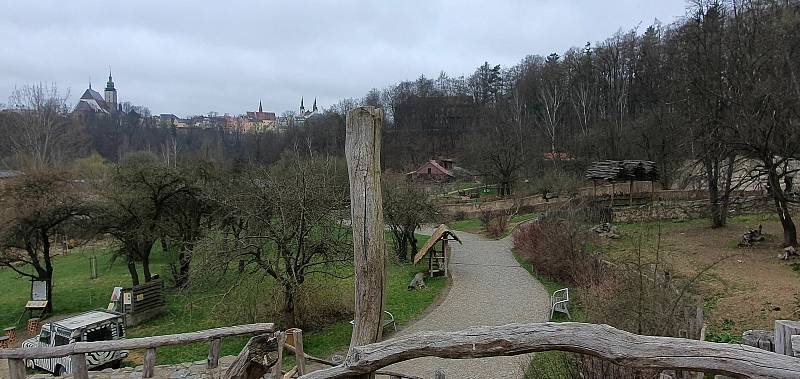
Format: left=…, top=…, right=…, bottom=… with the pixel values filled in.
left=484, top=215, right=509, bottom=238
left=525, top=352, right=659, bottom=379
left=512, top=220, right=604, bottom=286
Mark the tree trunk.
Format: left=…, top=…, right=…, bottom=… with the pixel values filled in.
left=142, top=255, right=152, bottom=282
left=767, top=163, right=798, bottom=247
left=283, top=285, right=296, bottom=329
left=44, top=274, right=54, bottom=314
left=345, top=106, right=387, bottom=378
left=128, top=260, right=140, bottom=286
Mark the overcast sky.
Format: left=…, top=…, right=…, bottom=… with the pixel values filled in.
left=0, top=0, right=687, bottom=117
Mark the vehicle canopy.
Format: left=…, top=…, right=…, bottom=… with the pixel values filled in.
left=50, top=310, right=122, bottom=331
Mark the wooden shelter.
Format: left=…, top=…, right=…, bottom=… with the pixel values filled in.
left=412, top=224, right=462, bottom=277
left=585, top=160, right=659, bottom=206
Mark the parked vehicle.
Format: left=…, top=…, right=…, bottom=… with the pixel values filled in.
left=22, top=310, right=128, bottom=376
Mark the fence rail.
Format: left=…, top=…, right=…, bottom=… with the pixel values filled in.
left=299, top=322, right=800, bottom=379
left=1, top=323, right=274, bottom=379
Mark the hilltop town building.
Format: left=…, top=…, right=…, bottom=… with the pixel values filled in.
left=73, top=71, right=119, bottom=117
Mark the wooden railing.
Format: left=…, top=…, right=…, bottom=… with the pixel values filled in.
left=0, top=323, right=274, bottom=379
left=298, top=323, right=800, bottom=379
left=5, top=322, right=800, bottom=378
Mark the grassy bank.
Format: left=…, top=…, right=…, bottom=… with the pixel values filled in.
left=0, top=234, right=445, bottom=365
left=449, top=212, right=539, bottom=238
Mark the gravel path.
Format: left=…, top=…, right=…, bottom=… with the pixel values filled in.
left=382, top=227, right=550, bottom=379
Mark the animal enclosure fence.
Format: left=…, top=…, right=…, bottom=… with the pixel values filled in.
left=120, top=279, right=166, bottom=327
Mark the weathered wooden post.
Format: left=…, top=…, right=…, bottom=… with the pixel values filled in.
left=774, top=320, right=800, bottom=356
left=207, top=338, right=222, bottom=369
left=143, top=347, right=157, bottom=378
left=345, top=106, right=386, bottom=379
left=8, top=358, right=26, bottom=379
left=272, top=331, right=285, bottom=378
left=294, top=329, right=306, bottom=375
left=71, top=353, right=90, bottom=379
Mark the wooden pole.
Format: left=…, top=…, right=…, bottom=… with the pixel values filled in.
left=294, top=329, right=306, bottom=375
left=345, top=107, right=386, bottom=379
left=272, top=331, right=285, bottom=378
left=629, top=180, right=634, bottom=207
left=71, top=353, right=89, bottom=379
left=8, top=359, right=25, bottom=379
left=143, top=348, right=156, bottom=378
left=774, top=320, right=800, bottom=356
left=207, top=338, right=221, bottom=369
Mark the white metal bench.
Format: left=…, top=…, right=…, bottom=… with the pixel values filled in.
left=350, top=310, right=397, bottom=333
left=550, top=288, right=571, bottom=319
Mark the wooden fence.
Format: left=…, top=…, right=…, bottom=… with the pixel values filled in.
left=298, top=323, right=800, bottom=379
left=4, top=322, right=800, bottom=378
left=121, top=279, right=166, bottom=327
left=0, top=323, right=274, bottom=379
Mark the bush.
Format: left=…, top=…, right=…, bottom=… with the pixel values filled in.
left=512, top=220, right=604, bottom=286
left=484, top=214, right=509, bottom=238
left=525, top=352, right=659, bottom=379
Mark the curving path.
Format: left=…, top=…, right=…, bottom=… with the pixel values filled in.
left=382, top=227, right=550, bottom=379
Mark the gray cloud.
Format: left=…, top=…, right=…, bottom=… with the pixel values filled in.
left=0, top=0, right=687, bottom=116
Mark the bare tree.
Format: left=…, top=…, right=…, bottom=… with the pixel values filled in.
left=383, top=173, right=437, bottom=261
left=3, top=83, right=84, bottom=171
left=0, top=173, right=88, bottom=313
left=211, top=152, right=351, bottom=327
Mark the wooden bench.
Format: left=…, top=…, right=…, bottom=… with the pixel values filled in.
left=550, top=288, right=570, bottom=319
left=350, top=311, right=397, bottom=333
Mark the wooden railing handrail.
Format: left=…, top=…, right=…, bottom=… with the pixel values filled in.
left=0, top=322, right=274, bottom=360
left=299, top=322, right=800, bottom=379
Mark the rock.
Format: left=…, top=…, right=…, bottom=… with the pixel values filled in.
left=781, top=246, right=797, bottom=260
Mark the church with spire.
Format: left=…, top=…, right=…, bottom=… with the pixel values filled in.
left=295, top=96, right=319, bottom=124
left=73, top=70, right=120, bottom=116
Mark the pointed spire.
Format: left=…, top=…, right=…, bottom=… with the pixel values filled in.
left=300, top=97, right=305, bottom=111
left=258, top=100, right=263, bottom=113
left=105, top=67, right=115, bottom=91
left=313, top=97, right=317, bottom=112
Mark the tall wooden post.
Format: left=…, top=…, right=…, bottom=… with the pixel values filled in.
left=345, top=106, right=387, bottom=375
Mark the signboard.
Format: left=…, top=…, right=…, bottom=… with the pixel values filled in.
left=26, top=300, right=48, bottom=309
left=31, top=281, right=48, bottom=301
left=123, top=292, right=132, bottom=305
left=136, top=294, right=145, bottom=301
left=111, top=287, right=123, bottom=302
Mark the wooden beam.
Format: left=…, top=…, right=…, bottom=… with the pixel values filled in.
left=0, top=323, right=274, bottom=359
left=71, top=353, right=89, bottom=379
left=143, top=348, right=156, bottom=378
left=297, top=323, right=800, bottom=379
left=224, top=334, right=278, bottom=379
left=345, top=106, right=387, bottom=355
left=208, top=338, right=222, bottom=369
left=294, top=329, right=307, bottom=375
left=775, top=320, right=800, bottom=356
left=7, top=358, right=26, bottom=379
left=272, top=332, right=285, bottom=378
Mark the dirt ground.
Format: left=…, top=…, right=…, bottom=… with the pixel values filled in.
left=613, top=216, right=800, bottom=334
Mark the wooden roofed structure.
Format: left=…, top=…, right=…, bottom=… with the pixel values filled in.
left=585, top=160, right=659, bottom=207
left=412, top=224, right=462, bottom=277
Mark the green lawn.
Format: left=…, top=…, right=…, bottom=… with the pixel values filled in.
left=449, top=212, right=539, bottom=239
left=0, top=234, right=444, bottom=366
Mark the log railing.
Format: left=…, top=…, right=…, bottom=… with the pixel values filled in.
left=298, top=323, right=800, bottom=379
left=0, top=323, right=274, bottom=379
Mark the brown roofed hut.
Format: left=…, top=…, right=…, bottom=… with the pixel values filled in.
left=585, top=160, right=659, bottom=207
left=412, top=224, right=462, bottom=277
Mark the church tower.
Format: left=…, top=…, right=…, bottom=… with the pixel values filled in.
left=300, top=97, right=305, bottom=114
left=104, top=69, right=117, bottom=112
